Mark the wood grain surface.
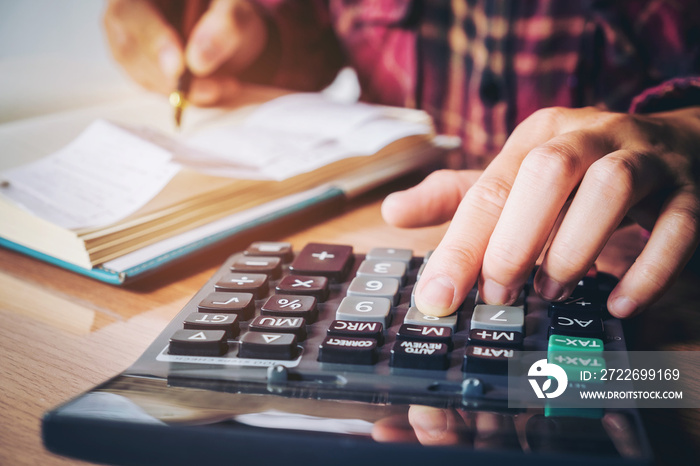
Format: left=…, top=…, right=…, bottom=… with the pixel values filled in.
left=1, top=182, right=698, bottom=465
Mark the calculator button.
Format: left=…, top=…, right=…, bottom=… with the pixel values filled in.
left=390, top=341, right=449, bottom=370
left=462, top=345, right=517, bottom=374
left=184, top=312, right=239, bottom=339
left=169, top=329, right=228, bottom=356
left=346, top=276, right=400, bottom=305
left=396, top=324, right=453, bottom=350
left=404, top=306, right=458, bottom=331
left=261, top=294, right=318, bottom=322
left=475, top=290, right=526, bottom=308
left=215, top=273, right=269, bottom=298
left=549, top=312, right=603, bottom=338
left=318, top=336, right=378, bottom=365
left=356, top=259, right=407, bottom=283
left=245, top=241, right=293, bottom=262
left=367, top=247, right=413, bottom=264
left=289, top=243, right=353, bottom=282
left=468, top=329, right=523, bottom=348
left=198, top=292, right=255, bottom=321
left=276, top=275, right=329, bottom=301
left=423, top=250, right=434, bottom=263
left=327, top=320, right=384, bottom=345
left=416, top=262, right=426, bottom=281
left=471, top=305, right=524, bottom=332
left=230, top=254, right=282, bottom=278
left=547, top=334, right=603, bottom=352
left=336, top=296, right=392, bottom=327
left=238, top=332, right=298, bottom=360
left=548, top=294, right=604, bottom=316
left=249, top=315, right=307, bottom=341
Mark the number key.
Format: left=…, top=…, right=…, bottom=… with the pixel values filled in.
left=336, top=296, right=392, bottom=327
left=356, top=259, right=407, bottom=284
left=347, top=276, right=400, bottom=305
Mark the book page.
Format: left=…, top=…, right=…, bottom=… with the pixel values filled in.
left=0, top=120, right=180, bottom=230
left=178, top=93, right=432, bottom=181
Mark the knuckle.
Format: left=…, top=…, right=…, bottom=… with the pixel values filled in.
left=485, top=241, right=531, bottom=279
left=545, top=247, right=590, bottom=280
left=521, top=142, right=582, bottom=180
left=634, top=261, right=671, bottom=292
left=441, top=242, right=483, bottom=272
left=587, top=153, right=639, bottom=200
left=527, top=106, right=570, bottom=128
left=465, top=176, right=511, bottom=214
left=664, top=200, right=700, bottom=240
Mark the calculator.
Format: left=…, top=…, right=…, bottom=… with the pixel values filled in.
left=43, top=242, right=653, bottom=465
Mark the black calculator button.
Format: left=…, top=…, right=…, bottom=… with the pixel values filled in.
left=197, top=292, right=255, bottom=320
left=169, top=329, right=228, bottom=356
left=549, top=311, right=604, bottom=339
left=468, top=329, right=523, bottom=348
left=404, top=307, right=458, bottom=331
left=289, top=243, right=353, bottom=282
left=276, top=275, right=329, bottom=301
left=318, top=336, right=377, bottom=365
left=261, top=294, right=318, bottom=322
left=244, top=241, right=293, bottom=262
left=548, top=292, right=604, bottom=316
left=396, top=324, right=453, bottom=350
left=462, top=345, right=517, bottom=374
left=327, top=320, right=384, bottom=345
left=249, top=315, right=307, bottom=341
left=390, top=341, right=449, bottom=370
left=230, top=254, right=282, bottom=278
left=238, top=332, right=298, bottom=360
left=215, top=273, right=269, bottom=298
left=184, top=312, right=239, bottom=338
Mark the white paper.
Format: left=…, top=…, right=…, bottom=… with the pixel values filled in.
left=179, top=93, right=431, bottom=181
left=0, top=120, right=180, bottom=230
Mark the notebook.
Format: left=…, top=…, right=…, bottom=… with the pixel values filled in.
left=0, top=91, right=456, bottom=284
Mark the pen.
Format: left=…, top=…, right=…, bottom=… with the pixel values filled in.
left=170, top=70, right=192, bottom=129
left=157, top=0, right=210, bottom=130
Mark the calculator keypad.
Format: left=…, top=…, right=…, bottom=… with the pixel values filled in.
left=165, top=242, right=619, bottom=386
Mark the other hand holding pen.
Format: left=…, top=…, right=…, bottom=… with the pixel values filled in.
left=103, top=0, right=269, bottom=106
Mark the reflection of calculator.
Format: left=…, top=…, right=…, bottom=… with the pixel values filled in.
left=43, top=242, right=653, bottom=465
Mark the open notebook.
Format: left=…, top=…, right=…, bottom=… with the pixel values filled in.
left=0, top=92, right=456, bottom=284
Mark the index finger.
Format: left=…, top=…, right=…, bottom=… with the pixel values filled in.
left=414, top=109, right=567, bottom=316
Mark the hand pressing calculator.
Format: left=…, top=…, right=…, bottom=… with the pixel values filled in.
left=43, top=242, right=653, bottom=465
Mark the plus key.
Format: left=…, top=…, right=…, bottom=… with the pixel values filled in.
left=289, top=243, right=353, bottom=282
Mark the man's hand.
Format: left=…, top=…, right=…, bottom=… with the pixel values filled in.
left=383, top=106, right=700, bottom=318
left=103, top=0, right=268, bottom=105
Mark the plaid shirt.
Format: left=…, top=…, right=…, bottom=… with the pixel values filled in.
left=258, top=0, right=700, bottom=168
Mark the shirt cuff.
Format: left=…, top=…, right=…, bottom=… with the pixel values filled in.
left=629, top=76, right=700, bottom=114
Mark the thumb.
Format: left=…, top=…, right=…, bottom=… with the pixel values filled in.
left=382, top=169, right=483, bottom=228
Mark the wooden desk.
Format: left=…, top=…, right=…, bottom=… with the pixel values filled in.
left=1, top=185, right=698, bottom=465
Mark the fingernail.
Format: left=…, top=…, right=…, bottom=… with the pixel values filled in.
left=609, top=296, right=638, bottom=318
left=537, top=276, right=566, bottom=301
left=481, top=279, right=514, bottom=305
left=158, top=44, right=181, bottom=79
left=416, top=275, right=455, bottom=314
